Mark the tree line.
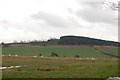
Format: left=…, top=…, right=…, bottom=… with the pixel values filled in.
left=58, top=36, right=119, bottom=47
left=2, top=35, right=119, bottom=47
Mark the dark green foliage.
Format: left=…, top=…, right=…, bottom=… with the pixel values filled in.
left=39, top=53, right=42, bottom=56
left=58, top=36, right=119, bottom=46
left=47, top=38, right=59, bottom=45
left=51, top=52, right=58, bottom=57
left=3, top=35, right=119, bottom=47
left=75, top=55, right=79, bottom=58
left=30, top=42, right=47, bottom=46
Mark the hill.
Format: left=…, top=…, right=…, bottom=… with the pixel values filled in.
left=2, top=35, right=119, bottom=47
left=58, top=36, right=119, bottom=46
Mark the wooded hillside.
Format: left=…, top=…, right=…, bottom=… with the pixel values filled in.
left=58, top=36, right=119, bottom=46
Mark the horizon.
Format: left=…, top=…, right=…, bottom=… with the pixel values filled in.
left=0, top=0, right=118, bottom=43
left=2, top=35, right=119, bottom=44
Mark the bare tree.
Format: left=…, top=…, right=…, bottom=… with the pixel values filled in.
left=104, top=0, right=119, bottom=11
left=104, top=0, right=119, bottom=20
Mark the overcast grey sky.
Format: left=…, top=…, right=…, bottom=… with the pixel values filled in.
left=0, top=0, right=118, bottom=43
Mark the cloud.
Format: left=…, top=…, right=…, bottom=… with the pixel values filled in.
left=67, top=8, right=74, bottom=14
left=76, top=1, right=117, bottom=26
left=30, top=10, right=85, bottom=29
left=0, top=20, right=8, bottom=24
left=31, top=11, right=70, bottom=28
left=76, top=0, right=105, bottom=2
left=0, top=0, right=118, bottom=42
left=0, top=23, right=39, bottom=43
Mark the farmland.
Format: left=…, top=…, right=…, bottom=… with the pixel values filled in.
left=2, top=46, right=116, bottom=58
left=2, top=56, right=119, bottom=78
left=2, top=45, right=119, bottom=78
left=96, top=47, right=118, bottom=56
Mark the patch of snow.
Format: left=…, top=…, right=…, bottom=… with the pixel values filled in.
left=7, top=66, right=14, bottom=69
left=14, top=66, right=22, bottom=68
left=0, top=67, right=7, bottom=69
left=91, top=58, right=95, bottom=60
left=15, top=55, right=18, bottom=57
left=0, top=66, right=23, bottom=70
left=107, top=77, right=120, bottom=80
left=34, top=56, right=37, bottom=57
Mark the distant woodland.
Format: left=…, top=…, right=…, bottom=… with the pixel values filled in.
left=58, top=36, right=119, bottom=46
left=2, top=35, right=119, bottom=47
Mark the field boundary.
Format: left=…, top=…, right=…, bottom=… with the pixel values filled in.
left=2, top=54, right=119, bottom=60
left=94, top=47, right=120, bottom=58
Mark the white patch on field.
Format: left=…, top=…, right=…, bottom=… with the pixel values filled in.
left=34, top=56, right=37, bottom=57
left=0, top=66, right=23, bottom=70
left=15, top=55, right=18, bottom=57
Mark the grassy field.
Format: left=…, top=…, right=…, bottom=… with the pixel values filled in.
left=2, top=46, right=113, bottom=58
left=96, top=47, right=118, bottom=56
left=2, top=46, right=119, bottom=78
left=2, top=56, right=119, bottom=78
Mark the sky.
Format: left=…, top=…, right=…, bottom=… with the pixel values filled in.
left=0, top=0, right=119, bottom=43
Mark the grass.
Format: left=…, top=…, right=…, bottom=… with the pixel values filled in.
left=2, top=46, right=112, bottom=58
left=2, top=56, right=119, bottom=78
left=96, top=47, right=119, bottom=56
left=2, top=46, right=119, bottom=78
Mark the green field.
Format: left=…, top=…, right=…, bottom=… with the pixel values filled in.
left=2, top=56, right=119, bottom=78
left=2, top=46, right=119, bottom=78
left=2, top=46, right=115, bottom=58
left=96, top=47, right=118, bottom=56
